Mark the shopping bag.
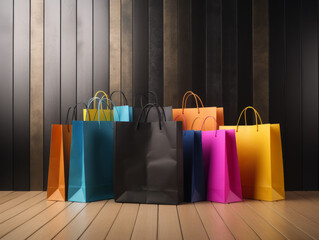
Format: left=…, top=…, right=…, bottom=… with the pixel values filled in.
left=133, top=91, right=173, bottom=122
left=110, top=90, right=133, bottom=122
left=83, top=90, right=113, bottom=121
left=174, top=114, right=205, bottom=202
left=173, top=91, right=217, bottom=130
left=201, top=116, right=242, bottom=203
left=47, top=103, right=87, bottom=201
left=114, top=104, right=183, bottom=204
left=220, top=106, right=285, bottom=201
left=68, top=98, right=118, bottom=202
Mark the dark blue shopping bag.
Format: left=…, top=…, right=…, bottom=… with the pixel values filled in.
left=175, top=115, right=206, bottom=202
left=68, top=97, right=117, bottom=202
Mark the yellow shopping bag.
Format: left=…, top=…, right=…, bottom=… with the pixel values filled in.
left=220, top=106, right=285, bottom=201
left=83, top=90, right=113, bottom=121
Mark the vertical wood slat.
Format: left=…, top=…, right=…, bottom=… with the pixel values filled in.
left=110, top=0, right=121, bottom=105
left=222, top=0, right=238, bottom=124
left=253, top=0, right=269, bottom=122
left=43, top=0, right=61, bottom=191
left=77, top=0, right=93, bottom=118
left=164, top=0, right=178, bottom=107
left=0, top=0, right=13, bottom=190
left=191, top=0, right=206, bottom=105
left=121, top=0, right=133, bottom=106
left=238, top=0, right=253, bottom=115
left=301, top=0, right=318, bottom=190
left=133, top=0, right=149, bottom=104
left=149, top=0, right=164, bottom=106
left=13, top=0, right=30, bottom=190
left=94, top=0, right=110, bottom=95
left=30, top=0, right=44, bottom=190
left=285, top=0, right=302, bottom=190
left=61, top=0, right=77, bottom=123
left=121, top=0, right=133, bottom=105
left=178, top=0, right=192, bottom=108
left=269, top=0, right=286, bottom=180
left=206, top=0, right=222, bottom=107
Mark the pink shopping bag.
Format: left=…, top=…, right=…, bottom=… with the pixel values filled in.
left=201, top=116, right=242, bottom=203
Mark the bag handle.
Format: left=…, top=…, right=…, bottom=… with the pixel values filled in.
left=201, top=116, right=218, bottom=136
left=98, top=98, right=120, bottom=126
left=86, top=97, right=107, bottom=121
left=190, top=116, right=205, bottom=130
left=134, top=91, right=158, bottom=107
left=182, top=91, right=204, bottom=114
left=236, top=106, right=263, bottom=132
left=110, top=90, right=128, bottom=105
left=143, top=103, right=167, bottom=122
left=174, top=114, right=187, bottom=131
left=135, top=103, right=162, bottom=130
left=93, top=90, right=109, bottom=109
left=65, top=102, right=88, bottom=131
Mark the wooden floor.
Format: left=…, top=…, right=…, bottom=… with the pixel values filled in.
left=0, top=192, right=318, bottom=239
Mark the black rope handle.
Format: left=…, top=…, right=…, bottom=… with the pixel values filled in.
left=135, top=103, right=163, bottom=130
left=110, top=90, right=129, bottom=105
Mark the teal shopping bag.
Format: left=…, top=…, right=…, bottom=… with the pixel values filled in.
left=68, top=97, right=118, bottom=202
left=110, top=90, right=133, bottom=122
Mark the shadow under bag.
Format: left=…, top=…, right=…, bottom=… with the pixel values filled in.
left=114, top=104, right=184, bottom=204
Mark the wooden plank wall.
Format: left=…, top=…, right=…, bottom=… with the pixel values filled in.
left=0, top=0, right=318, bottom=191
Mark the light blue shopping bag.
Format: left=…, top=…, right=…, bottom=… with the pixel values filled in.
left=110, top=90, right=133, bottom=122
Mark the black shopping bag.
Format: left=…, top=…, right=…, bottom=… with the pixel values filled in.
left=114, top=104, right=183, bottom=204
left=133, top=91, right=173, bottom=122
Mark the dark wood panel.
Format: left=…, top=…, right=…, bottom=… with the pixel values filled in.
left=191, top=0, right=206, bottom=105
left=206, top=0, right=222, bottom=107
left=44, top=0, right=61, bottom=190
left=149, top=0, right=163, bottom=106
left=77, top=0, right=93, bottom=117
left=94, top=0, right=109, bottom=95
left=285, top=0, right=302, bottom=190
left=133, top=0, right=149, bottom=104
left=61, top=0, right=76, bottom=123
left=178, top=0, right=192, bottom=107
left=13, top=0, right=30, bottom=190
left=0, top=0, right=13, bottom=190
left=269, top=0, right=287, bottom=186
left=222, top=0, right=238, bottom=124
left=301, top=0, right=318, bottom=190
left=164, top=0, right=178, bottom=107
left=237, top=0, right=253, bottom=115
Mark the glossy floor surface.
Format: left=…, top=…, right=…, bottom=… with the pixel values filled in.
left=0, top=191, right=318, bottom=239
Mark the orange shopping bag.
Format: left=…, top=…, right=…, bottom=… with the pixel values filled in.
left=173, top=91, right=219, bottom=130
left=47, top=103, right=86, bottom=201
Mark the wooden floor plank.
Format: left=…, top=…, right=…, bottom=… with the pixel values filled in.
left=177, top=203, right=209, bottom=240
left=262, top=199, right=319, bottom=239
left=213, top=202, right=259, bottom=240
left=1, top=201, right=70, bottom=240
left=28, top=202, right=87, bottom=240
left=158, top=205, right=182, bottom=240
left=53, top=201, right=105, bottom=240
left=0, top=199, right=55, bottom=238
left=0, top=192, right=46, bottom=223
left=105, top=203, right=139, bottom=240
left=0, top=191, right=13, bottom=199
left=0, top=191, right=41, bottom=214
left=295, top=191, right=319, bottom=205
left=246, top=200, right=313, bottom=240
left=131, top=204, right=158, bottom=240
left=230, top=201, right=286, bottom=239
left=80, top=200, right=122, bottom=240
left=0, top=191, right=28, bottom=205
left=284, top=191, right=319, bottom=225
left=195, top=202, right=235, bottom=240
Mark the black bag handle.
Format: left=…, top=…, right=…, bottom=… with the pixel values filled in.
left=133, top=91, right=158, bottom=107
left=65, top=102, right=88, bottom=132
left=143, top=103, right=167, bottom=122
left=135, top=103, right=163, bottom=130
left=110, top=90, right=128, bottom=105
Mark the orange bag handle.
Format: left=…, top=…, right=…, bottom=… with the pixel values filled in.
left=236, top=106, right=263, bottom=132
left=181, top=91, right=204, bottom=114
left=174, top=114, right=187, bottom=131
